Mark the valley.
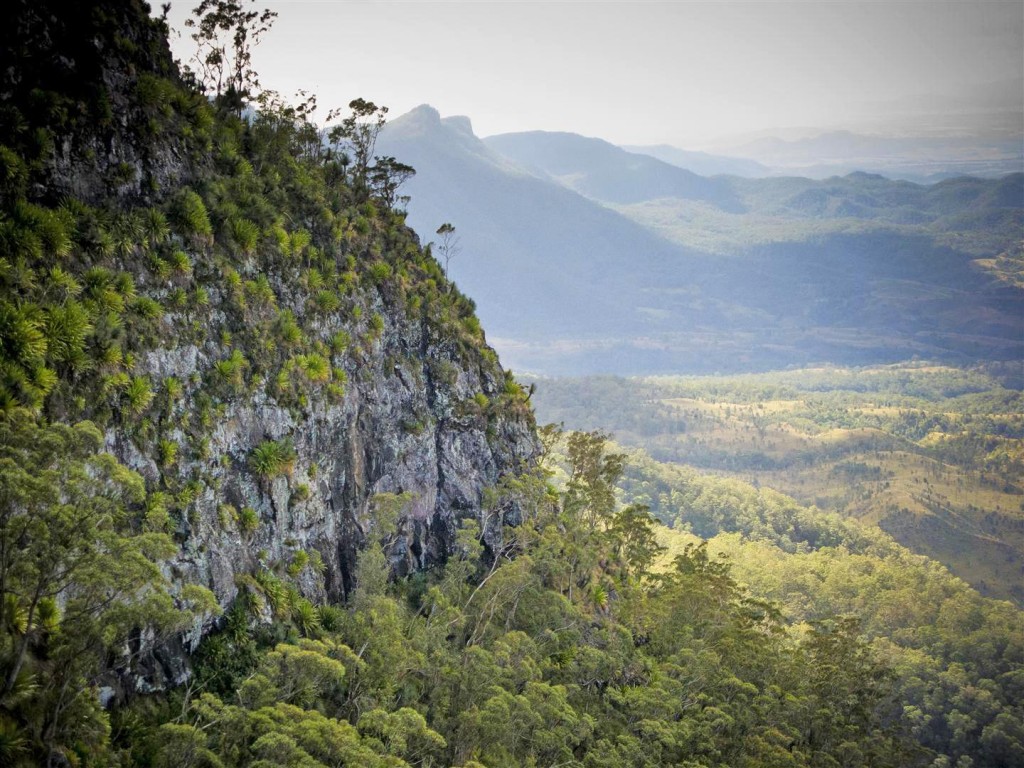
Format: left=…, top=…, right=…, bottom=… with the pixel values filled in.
left=529, top=364, right=1024, bottom=606
left=381, top=111, right=1023, bottom=376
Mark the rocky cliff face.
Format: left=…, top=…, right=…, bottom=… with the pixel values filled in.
left=118, top=262, right=538, bottom=692
left=121, top=278, right=538, bottom=600
left=1, top=0, right=538, bottom=694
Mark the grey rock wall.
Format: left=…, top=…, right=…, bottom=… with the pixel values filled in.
left=106, top=278, right=537, bottom=694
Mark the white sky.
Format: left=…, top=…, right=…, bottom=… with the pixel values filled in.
left=162, top=0, right=1024, bottom=145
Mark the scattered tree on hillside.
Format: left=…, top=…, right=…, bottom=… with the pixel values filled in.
left=184, top=0, right=278, bottom=112
left=435, top=223, right=460, bottom=282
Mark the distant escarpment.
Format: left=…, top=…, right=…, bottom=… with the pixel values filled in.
left=0, top=0, right=537, bottom=694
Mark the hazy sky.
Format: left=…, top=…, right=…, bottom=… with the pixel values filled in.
left=163, top=0, right=1024, bottom=146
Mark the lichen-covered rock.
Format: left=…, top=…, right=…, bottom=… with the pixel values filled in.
left=112, top=289, right=536, bottom=695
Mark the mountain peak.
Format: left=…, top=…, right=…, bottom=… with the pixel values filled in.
left=407, top=103, right=441, bottom=122
left=442, top=114, right=474, bottom=136
left=384, top=104, right=443, bottom=137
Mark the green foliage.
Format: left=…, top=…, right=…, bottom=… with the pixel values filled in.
left=213, top=348, right=248, bottom=393
left=249, top=438, right=296, bottom=480
left=174, top=189, right=213, bottom=239
left=533, top=366, right=1024, bottom=604
left=0, top=306, right=56, bottom=411
left=229, top=216, right=259, bottom=253
left=157, top=438, right=179, bottom=468
left=123, top=375, right=154, bottom=416
left=131, top=295, right=163, bottom=320
left=238, top=505, right=260, bottom=534
left=0, top=414, right=213, bottom=763
left=184, top=0, right=278, bottom=109
left=145, top=427, right=936, bottom=768
left=368, top=260, right=392, bottom=283
left=293, top=352, right=330, bottom=383
left=286, top=549, right=310, bottom=577
left=169, top=249, right=192, bottom=275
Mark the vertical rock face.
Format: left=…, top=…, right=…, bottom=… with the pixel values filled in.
left=1, top=0, right=540, bottom=693
left=106, top=261, right=540, bottom=692
left=120, top=290, right=538, bottom=615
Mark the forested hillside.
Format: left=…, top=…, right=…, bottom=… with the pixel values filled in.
left=624, top=450, right=1024, bottom=766
left=530, top=365, right=1024, bottom=605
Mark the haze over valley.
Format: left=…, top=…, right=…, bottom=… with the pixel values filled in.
left=379, top=106, right=1023, bottom=376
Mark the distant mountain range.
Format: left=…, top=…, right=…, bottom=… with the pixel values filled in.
left=689, top=130, right=1024, bottom=183
left=484, top=131, right=743, bottom=209
left=620, top=144, right=771, bottom=178
left=377, top=106, right=685, bottom=340
left=380, top=106, right=1024, bottom=376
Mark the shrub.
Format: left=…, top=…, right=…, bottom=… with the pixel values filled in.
left=295, top=353, right=330, bottom=383
left=286, top=550, right=309, bottom=577
left=329, top=331, right=350, bottom=356
left=244, top=275, right=276, bottom=308
left=317, top=604, right=343, bottom=632
left=142, top=208, right=170, bottom=244
left=169, top=250, right=192, bottom=275
left=123, top=376, right=154, bottom=416
left=157, top=439, right=179, bottom=467
left=45, top=301, right=93, bottom=367
left=164, top=377, right=183, bottom=401
left=249, top=438, right=296, bottom=480
left=174, top=190, right=212, bottom=239
left=369, top=261, right=392, bottom=283
left=213, top=349, right=248, bottom=391
left=289, top=229, right=311, bottom=256
left=313, top=290, right=340, bottom=313
left=252, top=570, right=289, bottom=617
left=239, top=506, right=259, bottom=534
left=291, top=483, right=311, bottom=504
left=290, top=598, right=320, bottom=636
left=215, top=504, right=237, bottom=530
left=229, top=217, right=259, bottom=254
left=274, top=310, right=303, bottom=347
left=132, top=296, right=163, bottom=320
left=167, top=287, right=187, bottom=308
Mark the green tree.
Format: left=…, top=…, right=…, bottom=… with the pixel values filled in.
left=435, top=222, right=460, bottom=281
left=369, top=155, right=415, bottom=209
left=184, top=0, right=278, bottom=112
left=0, top=412, right=213, bottom=762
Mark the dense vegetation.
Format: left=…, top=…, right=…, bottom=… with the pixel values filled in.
left=529, top=369, right=1024, bottom=766
left=622, top=450, right=1023, bottom=766
left=0, top=0, right=528, bottom=763
left=116, top=431, right=932, bottom=767
left=530, top=365, right=1024, bottom=605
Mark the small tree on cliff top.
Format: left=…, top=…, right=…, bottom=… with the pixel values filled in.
left=185, top=0, right=277, bottom=112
